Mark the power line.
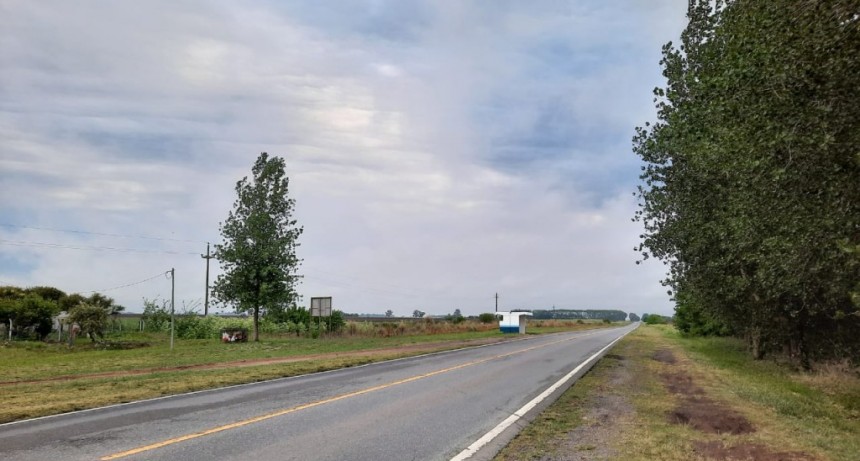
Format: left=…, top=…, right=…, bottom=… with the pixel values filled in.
left=0, top=223, right=207, bottom=244
left=81, top=271, right=171, bottom=294
left=0, top=239, right=199, bottom=255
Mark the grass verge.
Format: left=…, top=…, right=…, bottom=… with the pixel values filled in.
left=495, top=325, right=860, bottom=461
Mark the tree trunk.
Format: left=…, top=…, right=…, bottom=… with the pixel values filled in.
left=253, top=305, right=260, bottom=342
left=749, top=327, right=764, bottom=360
left=797, top=310, right=810, bottom=370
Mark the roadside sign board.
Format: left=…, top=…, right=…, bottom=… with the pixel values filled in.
left=310, top=297, right=332, bottom=317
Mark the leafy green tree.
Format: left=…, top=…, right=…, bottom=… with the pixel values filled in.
left=25, top=286, right=66, bottom=304
left=385, top=309, right=394, bottom=318
left=0, top=286, right=25, bottom=300
left=0, top=294, right=59, bottom=339
left=59, top=293, right=86, bottom=312
left=628, top=313, right=640, bottom=322
left=86, top=293, right=124, bottom=315
left=213, top=152, right=303, bottom=341
left=267, top=305, right=311, bottom=335
left=69, top=303, right=108, bottom=343
left=412, top=309, right=425, bottom=318
left=634, top=0, right=860, bottom=364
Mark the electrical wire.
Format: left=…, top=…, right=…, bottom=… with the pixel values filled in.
left=0, top=223, right=207, bottom=244
left=80, top=271, right=171, bottom=294
left=0, top=239, right=199, bottom=255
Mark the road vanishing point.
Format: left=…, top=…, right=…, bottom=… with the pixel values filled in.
left=1, top=325, right=636, bottom=461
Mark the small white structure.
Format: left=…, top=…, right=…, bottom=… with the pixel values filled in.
left=498, top=311, right=533, bottom=334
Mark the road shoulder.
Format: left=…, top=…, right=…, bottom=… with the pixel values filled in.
left=494, top=325, right=859, bottom=461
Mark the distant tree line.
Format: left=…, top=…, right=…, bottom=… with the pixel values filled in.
left=634, top=1, right=859, bottom=366
left=530, top=309, right=628, bottom=321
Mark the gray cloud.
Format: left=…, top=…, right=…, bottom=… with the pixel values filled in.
left=0, top=0, right=685, bottom=316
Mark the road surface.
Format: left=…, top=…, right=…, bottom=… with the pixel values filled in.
left=0, top=325, right=635, bottom=461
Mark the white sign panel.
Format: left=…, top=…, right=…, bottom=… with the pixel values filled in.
left=310, top=297, right=332, bottom=317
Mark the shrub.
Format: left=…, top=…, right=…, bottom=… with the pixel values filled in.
left=69, top=303, right=108, bottom=342
left=142, top=298, right=171, bottom=332
left=175, top=314, right=220, bottom=339
left=478, top=313, right=497, bottom=324
left=0, top=293, right=59, bottom=340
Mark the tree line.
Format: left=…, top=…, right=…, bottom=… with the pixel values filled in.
left=634, top=0, right=859, bottom=366
left=530, top=309, right=629, bottom=321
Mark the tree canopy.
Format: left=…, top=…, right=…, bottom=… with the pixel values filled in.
left=0, top=285, right=118, bottom=340
left=213, top=152, right=304, bottom=341
left=634, top=0, right=860, bottom=365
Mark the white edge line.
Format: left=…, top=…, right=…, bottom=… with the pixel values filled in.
left=450, top=325, right=637, bottom=461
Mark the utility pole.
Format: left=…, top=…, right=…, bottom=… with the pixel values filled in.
left=201, top=242, right=213, bottom=316
left=495, top=292, right=499, bottom=312
left=170, top=268, right=175, bottom=351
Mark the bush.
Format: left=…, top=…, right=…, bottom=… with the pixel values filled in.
left=644, top=315, right=665, bottom=325
left=329, top=310, right=345, bottom=332
left=674, top=301, right=732, bottom=337
left=69, top=303, right=108, bottom=342
left=175, top=314, right=220, bottom=339
left=0, top=293, right=59, bottom=340
left=142, top=298, right=171, bottom=332
left=478, top=313, right=496, bottom=324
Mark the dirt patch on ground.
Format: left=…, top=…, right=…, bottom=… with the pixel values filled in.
left=652, top=349, right=677, bottom=364
left=661, top=371, right=705, bottom=395
left=668, top=397, right=755, bottom=435
left=660, top=369, right=754, bottom=435
left=0, top=337, right=514, bottom=387
left=654, top=347, right=815, bottom=458
left=540, top=355, right=634, bottom=461
left=654, top=349, right=755, bottom=436
left=693, top=441, right=817, bottom=461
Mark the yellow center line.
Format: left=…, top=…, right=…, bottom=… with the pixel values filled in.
left=101, top=331, right=600, bottom=460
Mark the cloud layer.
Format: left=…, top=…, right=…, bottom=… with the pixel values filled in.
left=0, top=1, right=685, bottom=316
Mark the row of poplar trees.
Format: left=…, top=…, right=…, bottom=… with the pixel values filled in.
left=634, top=0, right=859, bottom=366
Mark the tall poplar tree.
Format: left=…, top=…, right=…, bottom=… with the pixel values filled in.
left=213, top=153, right=303, bottom=341
left=634, top=0, right=860, bottom=364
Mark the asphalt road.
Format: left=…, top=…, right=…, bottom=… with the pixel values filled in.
left=0, top=325, right=636, bottom=461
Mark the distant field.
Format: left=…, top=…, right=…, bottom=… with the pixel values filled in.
left=0, top=319, right=615, bottom=423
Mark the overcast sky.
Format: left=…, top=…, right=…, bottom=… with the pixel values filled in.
left=0, top=0, right=686, bottom=317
